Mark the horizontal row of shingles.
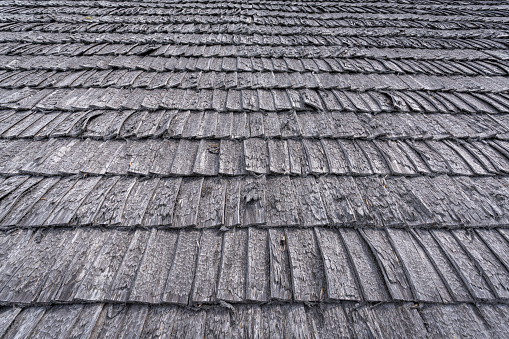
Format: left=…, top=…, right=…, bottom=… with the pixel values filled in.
left=1, top=6, right=507, bottom=33
left=1, top=226, right=509, bottom=305
left=2, top=17, right=507, bottom=36
left=3, top=302, right=507, bottom=339
left=4, top=0, right=509, bottom=12
left=2, top=137, right=509, bottom=178
left=5, top=5, right=509, bottom=22
left=2, top=110, right=509, bottom=141
left=0, top=42, right=500, bottom=61
left=1, top=174, right=508, bottom=228
left=2, top=17, right=507, bottom=41
left=2, top=16, right=508, bottom=38
left=243, top=9, right=509, bottom=24
left=6, top=1, right=509, bottom=16
left=2, top=88, right=509, bottom=114
left=0, top=31, right=506, bottom=50
left=2, top=19, right=507, bottom=41
left=1, top=69, right=508, bottom=92
left=4, top=0, right=508, bottom=10
left=263, top=7, right=509, bottom=18
left=250, top=14, right=509, bottom=29
left=3, top=54, right=507, bottom=77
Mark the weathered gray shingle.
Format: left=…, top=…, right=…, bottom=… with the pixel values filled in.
left=1, top=0, right=509, bottom=337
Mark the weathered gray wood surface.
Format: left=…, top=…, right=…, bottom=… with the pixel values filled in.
left=2, top=0, right=509, bottom=336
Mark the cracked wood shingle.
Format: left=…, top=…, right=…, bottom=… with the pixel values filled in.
left=1, top=0, right=509, bottom=336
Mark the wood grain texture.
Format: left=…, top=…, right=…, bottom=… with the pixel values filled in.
left=105, top=229, right=150, bottom=302
left=74, top=231, right=132, bottom=301
left=217, top=228, right=248, bottom=302
left=315, top=228, right=361, bottom=301
left=129, top=229, right=178, bottom=304
left=3, top=0, right=509, bottom=336
left=246, top=228, right=269, bottom=302
left=432, top=230, right=494, bottom=300
left=172, top=177, right=204, bottom=228
left=191, top=229, right=223, bottom=303
left=268, top=228, right=293, bottom=301
left=286, top=228, right=326, bottom=301
left=340, top=229, right=390, bottom=302
left=360, top=229, right=413, bottom=301
left=387, top=229, right=452, bottom=302
left=162, top=230, right=201, bottom=304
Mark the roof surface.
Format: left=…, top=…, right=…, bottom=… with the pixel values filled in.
left=1, top=0, right=509, bottom=337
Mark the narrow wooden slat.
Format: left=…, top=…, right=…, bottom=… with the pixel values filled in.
left=217, top=228, right=248, bottom=302
left=246, top=228, right=269, bottom=302
left=162, top=230, right=201, bottom=304
left=191, top=229, right=223, bottom=303
left=315, top=228, right=361, bottom=301
left=286, top=228, right=326, bottom=301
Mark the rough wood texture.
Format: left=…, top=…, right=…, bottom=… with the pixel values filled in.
left=218, top=140, right=243, bottom=176
left=172, top=177, right=204, bottom=228
left=223, top=177, right=242, bottom=227
left=129, top=229, right=178, bottom=304
left=191, top=229, right=223, bottom=303
left=92, top=176, right=136, bottom=226
left=162, top=230, right=201, bottom=304
left=286, top=228, right=326, bottom=301
left=318, top=176, right=357, bottom=226
left=1, top=306, right=46, bottom=339
left=412, top=229, right=473, bottom=302
left=149, top=139, right=178, bottom=176
left=43, top=176, right=101, bottom=226
left=339, top=229, right=390, bottom=301
left=244, top=138, right=268, bottom=174
left=268, top=228, right=293, bottom=301
left=193, top=140, right=220, bottom=176
left=420, top=303, right=491, bottom=338
left=141, top=178, right=181, bottom=227
left=267, top=139, right=290, bottom=174
left=302, top=139, right=329, bottom=174
left=74, top=231, right=132, bottom=301
left=105, top=229, right=150, bottom=302
left=315, top=228, right=361, bottom=301
left=453, top=229, right=509, bottom=299
left=265, top=176, right=299, bottom=227
left=0, top=230, right=71, bottom=304
left=360, top=229, right=413, bottom=301
left=170, top=139, right=200, bottom=176
left=196, top=177, right=226, bottom=228
left=217, top=228, right=248, bottom=302
left=387, top=229, right=452, bottom=302
left=477, top=229, right=509, bottom=272
left=432, top=230, right=495, bottom=300
left=293, top=176, right=328, bottom=226
left=240, top=176, right=266, bottom=226
left=36, top=229, right=90, bottom=303
left=3, top=0, right=509, bottom=335
left=246, top=228, right=269, bottom=302
left=29, top=305, right=83, bottom=339
left=69, top=176, right=119, bottom=226
left=1, top=177, right=58, bottom=227
left=321, top=139, right=349, bottom=175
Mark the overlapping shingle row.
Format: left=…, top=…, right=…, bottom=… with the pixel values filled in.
left=3, top=109, right=509, bottom=139
left=3, top=302, right=509, bottom=339
left=1, top=174, right=508, bottom=229
left=2, top=138, right=509, bottom=176
left=2, top=227, right=509, bottom=305
left=2, top=89, right=509, bottom=113
left=1, top=0, right=509, bottom=337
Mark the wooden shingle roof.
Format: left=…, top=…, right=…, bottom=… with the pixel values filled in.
left=1, top=0, right=509, bottom=337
